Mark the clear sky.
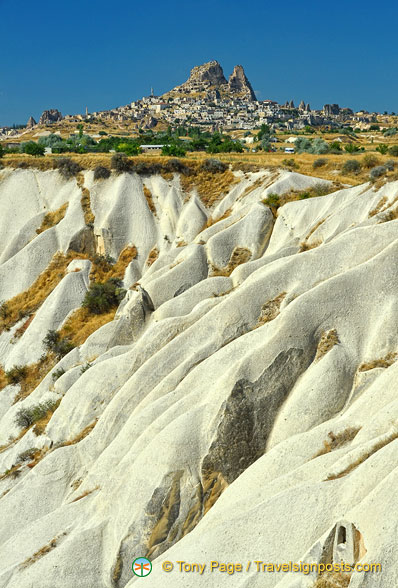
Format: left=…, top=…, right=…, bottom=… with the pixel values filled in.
left=1, top=0, right=397, bottom=126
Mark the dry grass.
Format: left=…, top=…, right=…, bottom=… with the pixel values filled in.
left=326, top=429, right=398, bottom=481
left=312, top=427, right=361, bottom=458
left=369, top=195, right=388, bottom=217
left=299, top=239, right=323, bottom=252
left=13, top=354, right=57, bottom=403
left=315, top=329, right=339, bottom=362
left=312, top=570, right=352, bottom=587
left=36, top=203, right=68, bottom=234
left=0, top=367, right=7, bottom=391
left=378, top=207, right=398, bottom=222
left=32, top=400, right=61, bottom=435
left=112, top=553, right=123, bottom=584
left=90, top=245, right=137, bottom=282
left=143, top=185, right=156, bottom=213
left=210, top=247, right=252, bottom=277
left=0, top=463, right=22, bottom=481
left=81, top=186, right=95, bottom=225
left=204, top=207, right=233, bottom=229
left=20, top=533, right=67, bottom=568
left=256, top=292, right=286, bottom=327
left=71, top=485, right=100, bottom=503
left=359, top=352, right=397, bottom=371
left=180, top=167, right=240, bottom=207
left=146, top=247, right=159, bottom=267
left=60, top=307, right=116, bottom=347
left=61, top=420, right=97, bottom=446
left=0, top=250, right=88, bottom=334
left=305, top=218, right=327, bottom=240
left=12, top=314, right=35, bottom=340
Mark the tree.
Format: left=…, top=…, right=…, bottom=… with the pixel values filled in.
left=0, top=143, right=4, bottom=158
left=161, top=143, right=186, bottom=157
left=21, top=141, right=45, bottom=156
left=77, top=123, right=84, bottom=138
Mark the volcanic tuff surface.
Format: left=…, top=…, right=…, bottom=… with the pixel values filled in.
left=0, top=165, right=397, bottom=587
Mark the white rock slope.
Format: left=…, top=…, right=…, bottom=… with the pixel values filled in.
left=0, top=165, right=397, bottom=588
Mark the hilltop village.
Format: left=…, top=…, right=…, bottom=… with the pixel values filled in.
left=0, top=61, right=388, bottom=139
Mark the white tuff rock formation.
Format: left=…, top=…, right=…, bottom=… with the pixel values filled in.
left=0, top=165, right=397, bottom=587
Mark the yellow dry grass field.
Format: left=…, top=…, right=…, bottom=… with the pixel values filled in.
left=36, top=203, right=68, bottom=234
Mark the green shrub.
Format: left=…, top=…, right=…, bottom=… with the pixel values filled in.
left=389, top=145, right=398, bottom=157
left=52, top=367, right=66, bottom=382
left=43, top=330, right=74, bottom=358
left=362, top=154, right=380, bottom=168
left=294, top=137, right=312, bottom=153
left=80, top=362, right=93, bottom=374
left=264, top=193, right=280, bottom=206
left=329, top=141, right=343, bottom=153
left=376, top=144, right=388, bottom=155
left=313, top=158, right=328, bottom=169
left=0, top=144, right=4, bottom=158
left=134, top=161, right=162, bottom=176
left=5, top=365, right=27, bottom=385
left=55, top=157, right=82, bottom=179
left=18, top=447, right=39, bottom=462
left=14, top=400, right=58, bottom=429
left=20, top=141, right=45, bottom=156
left=383, top=128, right=397, bottom=137
left=282, top=158, right=298, bottom=169
left=312, top=183, right=330, bottom=197
left=385, top=160, right=395, bottom=171
left=369, top=166, right=387, bottom=179
left=93, top=166, right=111, bottom=180
left=200, top=158, right=227, bottom=173
left=311, top=138, right=329, bottom=154
left=342, top=160, right=361, bottom=174
left=82, top=278, right=126, bottom=314
left=344, top=143, right=361, bottom=153
left=162, top=143, right=186, bottom=157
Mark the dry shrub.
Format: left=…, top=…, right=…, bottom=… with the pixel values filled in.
left=257, top=292, right=286, bottom=327
left=359, top=351, right=397, bottom=371
left=143, top=185, right=156, bottom=213
left=36, top=203, right=68, bottom=234
left=312, top=427, right=361, bottom=458
left=90, top=246, right=137, bottom=282
left=315, top=329, right=339, bottom=362
left=146, top=247, right=159, bottom=267
left=211, top=247, right=251, bottom=277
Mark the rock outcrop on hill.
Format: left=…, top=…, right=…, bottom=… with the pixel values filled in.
left=0, top=165, right=397, bottom=587
left=26, top=116, right=37, bottom=128
left=39, top=109, right=63, bottom=124
left=228, top=64, right=256, bottom=100
left=164, top=60, right=256, bottom=101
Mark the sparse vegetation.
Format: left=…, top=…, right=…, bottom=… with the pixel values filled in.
left=36, top=202, right=68, bottom=234
left=359, top=352, right=397, bottom=371
left=315, top=329, right=339, bottom=361
left=200, top=158, right=227, bottom=173
left=55, top=157, right=82, bottom=179
left=256, top=292, right=286, bottom=327
left=313, top=158, right=328, bottom=168
left=312, top=427, right=361, bottom=458
left=5, top=365, right=27, bottom=385
left=362, top=154, right=380, bottom=168
left=312, top=570, right=352, bottom=587
left=211, top=247, right=251, bottom=277
left=52, top=367, right=66, bottom=382
left=14, top=399, right=59, bottom=430
left=82, top=278, right=125, bottom=314
left=43, top=330, right=75, bottom=359
left=342, top=159, right=361, bottom=174
left=111, top=152, right=132, bottom=174
left=93, top=165, right=111, bottom=180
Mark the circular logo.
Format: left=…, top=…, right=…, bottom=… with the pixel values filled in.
left=132, top=557, right=152, bottom=577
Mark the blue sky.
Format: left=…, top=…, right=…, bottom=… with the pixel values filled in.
left=1, top=0, right=397, bottom=125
